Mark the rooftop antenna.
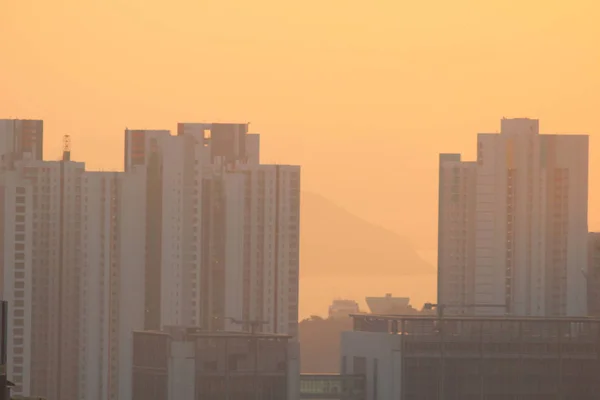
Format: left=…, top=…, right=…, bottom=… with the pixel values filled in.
left=62, top=135, right=71, bottom=161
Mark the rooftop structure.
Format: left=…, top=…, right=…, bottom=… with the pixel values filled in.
left=365, top=294, right=411, bottom=314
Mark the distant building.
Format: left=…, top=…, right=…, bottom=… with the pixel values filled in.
left=438, top=118, right=589, bottom=317
left=0, top=119, right=43, bottom=169
left=132, top=326, right=298, bottom=400
left=342, top=313, right=600, bottom=400
left=365, top=294, right=413, bottom=314
left=328, top=300, right=360, bottom=319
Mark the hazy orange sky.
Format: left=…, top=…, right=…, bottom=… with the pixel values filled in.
left=2, top=0, right=600, bottom=258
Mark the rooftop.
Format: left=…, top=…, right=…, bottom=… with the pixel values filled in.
left=350, top=313, right=600, bottom=323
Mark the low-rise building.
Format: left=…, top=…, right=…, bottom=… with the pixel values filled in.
left=132, top=326, right=299, bottom=400
left=328, top=300, right=360, bottom=320
left=342, top=314, right=600, bottom=400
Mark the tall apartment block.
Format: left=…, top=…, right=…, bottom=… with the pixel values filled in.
left=437, top=154, right=476, bottom=315
left=0, top=119, right=300, bottom=400
left=124, top=123, right=301, bottom=399
left=0, top=150, right=85, bottom=399
left=438, top=118, right=589, bottom=317
left=123, top=124, right=300, bottom=337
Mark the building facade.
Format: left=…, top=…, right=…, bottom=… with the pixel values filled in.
left=123, top=124, right=300, bottom=337
left=438, top=118, right=589, bottom=317
left=587, top=232, right=600, bottom=316
left=437, top=155, right=477, bottom=315
left=0, top=153, right=86, bottom=400
left=0, top=120, right=301, bottom=400
left=0, top=119, right=43, bottom=168
left=132, top=327, right=295, bottom=400
left=342, top=314, right=600, bottom=400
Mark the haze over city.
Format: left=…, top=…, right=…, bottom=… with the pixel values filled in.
left=3, top=2, right=600, bottom=399
left=4, top=0, right=600, bottom=318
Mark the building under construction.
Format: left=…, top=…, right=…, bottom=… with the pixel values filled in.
left=341, top=314, right=600, bottom=400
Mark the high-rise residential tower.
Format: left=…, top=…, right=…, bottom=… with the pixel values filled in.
left=0, top=149, right=85, bottom=400
left=437, top=154, right=477, bottom=315
left=0, top=119, right=301, bottom=400
left=438, top=118, right=589, bottom=317
left=123, top=124, right=300, bottom=337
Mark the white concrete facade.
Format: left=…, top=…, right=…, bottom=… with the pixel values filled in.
left=79, top=168, right=147, bottom=400
left=0, top=172, right=34, bottom=396
left=439, top=118, right=589, bottom=317
left=340, top=331, right=402, bottom=400
left=437, top=154, right=477, bottom=314
left=0, top=121, right=300, bottom=400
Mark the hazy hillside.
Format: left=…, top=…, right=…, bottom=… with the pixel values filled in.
left=300, top=192, right=432, bottom=277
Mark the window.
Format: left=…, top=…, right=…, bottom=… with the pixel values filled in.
left=353, top=356, right=367, bottom=375
left=373, top=358, right=378, bottom=400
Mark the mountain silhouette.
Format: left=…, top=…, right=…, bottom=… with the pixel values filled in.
left=300, top=192, right=432, bottom=277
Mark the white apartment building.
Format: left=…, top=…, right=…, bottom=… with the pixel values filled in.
left=438, top=118, right=589, bottom=317
left=437, top=154, right=477, bottom=315
left=123, top=124, right=300, bottom=337
left=0, top=172, right=34, bottom=396
left=0, top=120, right=301, bottom=400
left=0, top=155, right=85, bottom=400
left=123, top=123, right=301, bottom=397
left=79, top=169, right=147, bottom=400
